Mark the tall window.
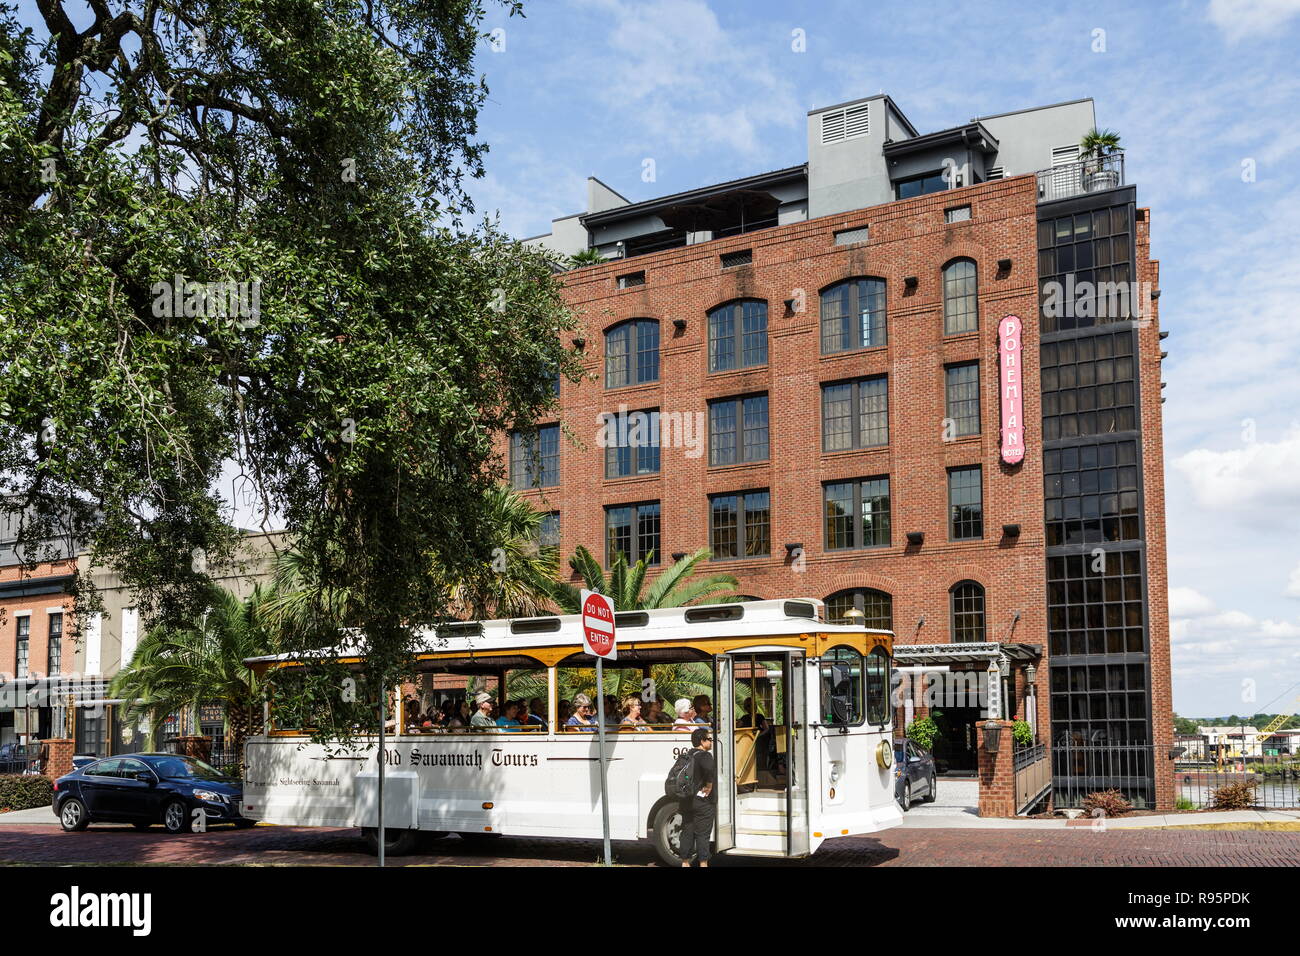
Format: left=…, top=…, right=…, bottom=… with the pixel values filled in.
left=951, top=581, right=986, bottom=642
left=709, top=394, right=769, bottom=465
left=708, top=300, right=767, bottom=372
left=825, top=588, right=893, bottom=631
left=605, top=319, right=660, bottom=388
left=945, top=362, right=980, bottom=437
left=824, top=477, right=891, bottom=550
left=606, top=502, right=660, bottom=566
left=510, top=425, right=560, bottom=489
left=603, top=408, right=660, bottom=478
left=948, top=465, right=983, bottom=540
left=538, top=513, right=560, bottom=549
left=943, top=258, right=978, bottom=334
left=709, top=490, right=771, bottom=559
left=822, top=376, right=888, bottom=451
left=15, top=615, right=29, bottom=678
left=821, top=278, right=887, bottom=353
left=47, top=613, right=63, bottom=674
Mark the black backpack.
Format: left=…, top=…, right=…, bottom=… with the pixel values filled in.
left=665, top=749, right=697, bottom=799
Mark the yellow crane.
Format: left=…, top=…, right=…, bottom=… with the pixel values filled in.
left=1217, top=698, right=1299, bottom=768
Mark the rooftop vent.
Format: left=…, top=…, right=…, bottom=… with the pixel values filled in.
left=720, top=249, right=752, bottom=269
left=834, top=226, right=870, bottom=246
left=617, top=270, right=645, bottom=289
left=821, top=103, right=870, bottom=145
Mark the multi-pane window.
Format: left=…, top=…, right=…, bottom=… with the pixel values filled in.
left=825, top=588, right=893, bottom=631
left=896, top=170, right=949, bottom=199
left=605, top=502, right=660, bottom=566
left=538, top=513, right=560, bottom=549
left=824, top=477, right=891, bottom=550
left=950, top=581, right=986, bottom=642
left=1043, top=440, right=1141, bottom=546
left=708, top=300, right=768, bottom=372
left=948, top=466, right=983, bottom=540
left=820, top=278, right=887, bottom=353
left=509, top=425, right=560, bottom=489
left=15, top=615, right=29, bottom=678
left=822, top=377, right=888, bottom=451
left=945, top=362, right=980, bottom=437
left=709, top=394, right=769, bottom=466
left=47, top=613, right=62, bottom=674
left=709, top=490, right=771, bottom=560
left=603, top=408, right=660, bottom=478
left=943, top=258, right=979, bottom=334
left=1038, top=203, right=1134, bottom=333
left=1041, top=330, right=1137, bottom=440
left=605, top=319, right=660, bottom=388
left=1047, top=550, right=1146, bottom=658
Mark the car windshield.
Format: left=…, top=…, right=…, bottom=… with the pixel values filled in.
left=146, top=756, right=229, bottom=781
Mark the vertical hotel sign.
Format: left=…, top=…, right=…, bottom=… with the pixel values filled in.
left=999, top=315, right=1025, bottom=465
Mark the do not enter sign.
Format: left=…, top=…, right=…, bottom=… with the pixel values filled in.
left=581, top=589, right=617, bottom=661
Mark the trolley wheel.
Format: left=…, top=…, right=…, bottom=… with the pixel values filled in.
left=923, top=774, right=937, bottom=803
left=361, top=827, right=421, bottom=856
left=651, top=801, right=684, bottom=867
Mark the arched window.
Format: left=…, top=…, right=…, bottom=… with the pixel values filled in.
left=951, top=580, right=986, bottom=642
left=604, top=319, right=659, bottom=388
left=943, top=258, right=978, bottom=335
left=820, top=278, right=887, bottom=353
left=825, top=588, right=893, bottom=631
left=708, top=300, right=767, bottom=372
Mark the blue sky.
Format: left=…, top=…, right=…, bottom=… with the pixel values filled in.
left=466, top=0, right=1300, bottom=718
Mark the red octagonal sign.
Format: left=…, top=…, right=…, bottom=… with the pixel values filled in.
left=581, top=589, right=617, bottom=661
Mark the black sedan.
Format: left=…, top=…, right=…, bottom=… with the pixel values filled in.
left=53, top=753, right=252, bottom=834
left=894, top=739, right=938, bottom=809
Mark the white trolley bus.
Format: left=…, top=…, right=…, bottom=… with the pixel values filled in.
left=241, top=599, right=902, bottom=865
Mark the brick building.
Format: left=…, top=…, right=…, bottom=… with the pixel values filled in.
left=516, top=94, right=1173, bottom=809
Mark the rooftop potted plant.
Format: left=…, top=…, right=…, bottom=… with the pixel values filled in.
left=1080, top=127, right=1122, bottom=192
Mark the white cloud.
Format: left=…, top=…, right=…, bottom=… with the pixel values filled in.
left=1287, top=564, right=1300, bottom=598
left=1170, top=586, right=1217, bottom=617
left=1207, top=0, right=1300, bottom=42
left=1171, top=605, right=1300, bottom=680
left=1172, top=424, right=1300, bottom=517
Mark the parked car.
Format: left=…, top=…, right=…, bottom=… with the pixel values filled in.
left=71, top=754, right=97, bottom=771
left=53, top=753, right=251, bottom=834
left=894, top=739, right=938, bottom=809
left=0, top=742, right=40, bottom=774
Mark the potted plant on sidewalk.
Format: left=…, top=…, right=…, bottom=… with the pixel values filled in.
left=1080, top=128, right=1122, bottom=192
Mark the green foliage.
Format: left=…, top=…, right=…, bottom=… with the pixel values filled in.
left=1174, top=796, right=1196, bottom=811
left=1210, top=781, right=1257, bottom=810
left=549, top=546, right=739, bottom=612
left=567, top=249, right=607, bottom=267
left=0, top=774, right=52, bottom=811
left=1172, top=714, right=1200, bottom=736
left=0, top=0, right=581, bottom=743
left=1079, top=127, right=1122, bottom=159
left=906, top=714, right=939, bottom=751
left=1011, top=719, right=1034, bottom=747
left=1082, top=789, right=1132, bottom=817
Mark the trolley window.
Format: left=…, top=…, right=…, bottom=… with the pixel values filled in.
left=865, top=646, right=891, bottom=726
left=819, top=646, right=864, bottom=726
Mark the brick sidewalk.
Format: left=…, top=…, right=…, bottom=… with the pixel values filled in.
left=0, top=823, right=1296, bottom=866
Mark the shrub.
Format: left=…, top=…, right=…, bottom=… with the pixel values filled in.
left=1082, top=789, right=1132, bottom=817
left=1174, top=796, right=1196, bottom=811
left=1011, top=719, right=1034, bottom=747
left=1210, top=781, right=1257, bottom=810
left=906, top=715, right=939, bottom=751
left=0, top=775, right=54, bottom=812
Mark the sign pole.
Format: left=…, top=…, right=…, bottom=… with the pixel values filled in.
left=596, top=657, right=611, bottom=866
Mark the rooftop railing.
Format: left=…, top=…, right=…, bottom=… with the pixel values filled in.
left=1036, top=152, right=1125, bottom=203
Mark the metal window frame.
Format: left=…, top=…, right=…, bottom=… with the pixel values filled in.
left=823, top=476, right=891, bottom=551
left=604, top=407, right=661, bottom=479
left=708, top=300, right=768, bottom=373
left=949, top=580, right=986, bottom=643
left=708, top=489, right=771, bottom=560
left=942, top=258, right=979, bottom=335
left=604, top=500, right=661, bottom=567
left=604, top=319, right=660, bottom=389
left=820, top=277, right=888, bottom=354
left=821, top=375, right=888, bottom=451
left=944, top=360, right=981, bottom=436
left=947, top=464, right=984, bottom=541
left=708, top=393, right=769, bottom=466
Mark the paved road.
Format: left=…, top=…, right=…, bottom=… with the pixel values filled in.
left=0, top=821, right=1296, bottom=866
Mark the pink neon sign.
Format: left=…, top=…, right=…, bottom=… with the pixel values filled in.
left=999, top=314, right=1025, bottom=465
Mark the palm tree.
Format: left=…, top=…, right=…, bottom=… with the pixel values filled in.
left=567, top=248, right=607, bottom=268
left=1079, top=127, right=1122, bottom=162
left=549, top=545, right=739, bottom=613
left=110, top=582, right=273, bottom=771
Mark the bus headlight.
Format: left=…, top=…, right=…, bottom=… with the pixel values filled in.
left=875, top=741, right=893, bottom=769
left=829, top=761, right=842, bottom=782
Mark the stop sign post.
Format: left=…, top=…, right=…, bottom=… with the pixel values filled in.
left=581, top=589, right=616, bottom=865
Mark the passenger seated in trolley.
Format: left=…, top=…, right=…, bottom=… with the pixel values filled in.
left=619, top=696, right=651, bottom=731
left=672, top=698, right=697, bottom=729
left=565, top=694, right=598, bottom=731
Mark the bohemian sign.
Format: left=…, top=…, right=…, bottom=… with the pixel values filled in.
left=581, top=589, right=617, bottom=661
left=998, top=314, right=1025, bottom=465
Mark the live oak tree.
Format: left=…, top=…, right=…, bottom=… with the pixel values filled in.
left=0, top=0, right=581, bottom=739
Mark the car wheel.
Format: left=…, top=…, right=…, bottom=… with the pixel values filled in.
left=59, top=798, right=90, bottom=832
left=923, top=774, right=937, bottom=803
left=162, top=799, right=193, bottom=834
left=652, top=801, right=684, bottom=867
left=903, top=781, right=913, bottom=809
left=132, top=822, right=153, bottom=831
left=362, top=827, right=421, bottom=856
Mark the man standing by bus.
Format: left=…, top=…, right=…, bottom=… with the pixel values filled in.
left=679, top=727, right=716, bottom=867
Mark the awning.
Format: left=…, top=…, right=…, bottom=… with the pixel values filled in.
left=892, top=642, right=1042, bottom=666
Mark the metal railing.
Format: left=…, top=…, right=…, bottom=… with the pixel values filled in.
left=1052, top=737, right=1153, bottom=809
left=1036, top=152, right=1125, bottom=203
left=0, top=744, right=46, bottom=775
left=1014, top=742, right=1051, bottom=814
